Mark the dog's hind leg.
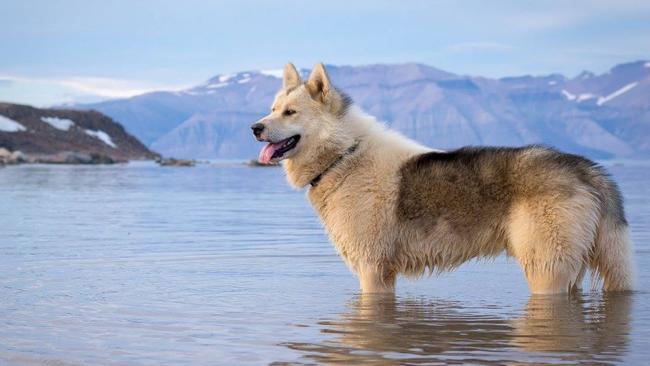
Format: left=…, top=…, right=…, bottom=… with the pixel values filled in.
left=508, top=193, right=598, bottom=295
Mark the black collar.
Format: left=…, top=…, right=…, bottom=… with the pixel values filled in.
left=309, top=141, right=360, bottom=187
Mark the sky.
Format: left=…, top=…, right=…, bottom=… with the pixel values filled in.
left=1, top=0, right=649, bottom=105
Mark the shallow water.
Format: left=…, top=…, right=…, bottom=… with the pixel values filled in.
left=0, top=161, right=649, bottom=365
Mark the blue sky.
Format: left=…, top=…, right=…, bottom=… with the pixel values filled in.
left=1, top=0, right=649, bottom=105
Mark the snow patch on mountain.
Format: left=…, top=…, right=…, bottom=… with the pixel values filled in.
left=0, top=115, right=27, bottom=132
left=41, top=116, right=75, bottom=131
left=206, top=82, right=229, bottom=89
left=597, top=82, right=638, bottom=106
left=577, top=94, right=596, bottom=102
left=645, top=62, right=650, bottom=68
left=562, top=90, right=577, bottom=101
left=562, top=91, right=598, bottom=103
left=218, top=74, right=235, bottom=83
left=85, top=129, right=117, bottom=148
left=260, top=69, right=283, bottom=78
left=200, top=73, right=255, bottom=89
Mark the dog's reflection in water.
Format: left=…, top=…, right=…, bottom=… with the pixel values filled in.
left=281, top=293, right=631, bottom=365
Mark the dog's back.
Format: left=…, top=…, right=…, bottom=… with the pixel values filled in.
left=395, top=145, right=632, bottom=293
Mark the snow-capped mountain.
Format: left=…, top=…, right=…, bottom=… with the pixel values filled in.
left=79, top=60, right=650, bottom=159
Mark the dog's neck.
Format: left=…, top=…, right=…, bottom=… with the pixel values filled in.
left=309, top=141, right=359, bottom=187
left=284, top=137, right=358, bottom=188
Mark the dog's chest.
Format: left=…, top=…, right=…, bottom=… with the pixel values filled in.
left=307, top=174, right=400, bottom=253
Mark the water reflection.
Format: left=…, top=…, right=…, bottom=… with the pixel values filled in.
left=282, top=293, right=631, bottom=365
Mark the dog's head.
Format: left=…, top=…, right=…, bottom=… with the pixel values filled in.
left=251, top=63, right=351, bottom=164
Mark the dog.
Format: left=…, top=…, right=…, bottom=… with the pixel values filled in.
left=251, top=63, right=633, bottom=295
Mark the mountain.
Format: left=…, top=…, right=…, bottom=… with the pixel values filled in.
left=79, top=61, right=650, bottom=159
left=0, top=102, right=157, bottom=161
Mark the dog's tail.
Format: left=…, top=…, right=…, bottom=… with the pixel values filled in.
left=590, top=169, right=634, bottom=291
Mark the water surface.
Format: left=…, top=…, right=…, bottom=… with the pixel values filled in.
left=1, top=161, right=649, bottom=365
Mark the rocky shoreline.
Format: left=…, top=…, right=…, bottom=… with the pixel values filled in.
left=0, top=148, right=124, bottom=166
left=1, top=102, right=158, bottom=166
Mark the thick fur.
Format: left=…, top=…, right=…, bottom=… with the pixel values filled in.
left=253, top=63, right=634, bottom=294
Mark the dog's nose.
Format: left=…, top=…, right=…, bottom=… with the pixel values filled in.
left=251, top=123, right=265, bottom=138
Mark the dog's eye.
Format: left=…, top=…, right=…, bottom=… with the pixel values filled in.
left=283, top=109, right=296, bottom=116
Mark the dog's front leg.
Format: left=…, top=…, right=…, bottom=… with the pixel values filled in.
left=358, top=263, right=396, bottom=294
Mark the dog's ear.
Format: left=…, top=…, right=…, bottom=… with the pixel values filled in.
left=306, top=63, right=331, bottom=103
left=283, top=63, right=302, bottom=89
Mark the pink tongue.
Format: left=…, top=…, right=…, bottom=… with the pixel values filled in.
left=259, top=142, right=281, bottom=164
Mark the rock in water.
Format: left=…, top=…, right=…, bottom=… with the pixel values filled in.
left=156, top=157, right=196, bottom=167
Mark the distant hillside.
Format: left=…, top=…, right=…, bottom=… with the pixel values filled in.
left=80, top=60, right=650, bottom=159
left=0, top=102, right=157, bottom=161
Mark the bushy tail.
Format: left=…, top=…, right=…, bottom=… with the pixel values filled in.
left=593, top=217, right=633, bottom=291
left=590, top=172, right=634, bottom=291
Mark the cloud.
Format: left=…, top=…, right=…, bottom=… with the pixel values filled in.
left=0, top=74, right=193, bottom=106
left=55, top=77, right=169, bottom=98
left=0, top=74, right=189, bottom=99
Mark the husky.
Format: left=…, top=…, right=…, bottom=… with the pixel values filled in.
left=251, top=63, right=634, bottom=295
